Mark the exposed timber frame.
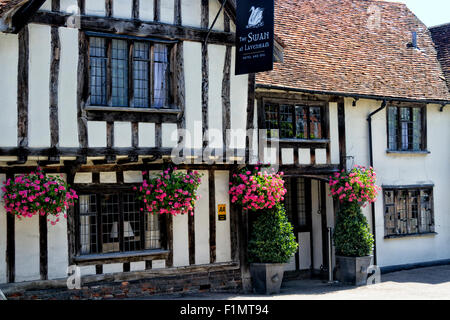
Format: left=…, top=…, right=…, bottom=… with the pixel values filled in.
left=209, top=169, right=216, bottom=264
left=201, top=0, right=209, bottom=151
left=6, top=173, right=15, bottom=283
left=49, top=26, right=60, bottom=150
left=9, top=0, right=46, bottom=34
left=30, top=11, right=235, bottom=45
left=17, top=26, right=29, bottom=156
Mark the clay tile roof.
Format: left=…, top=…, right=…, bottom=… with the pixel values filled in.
left=256, top=0, right=450, bottom=102
left=0, top=0, right=23, bottom=16
left=430, top=23, right=450, bottom=90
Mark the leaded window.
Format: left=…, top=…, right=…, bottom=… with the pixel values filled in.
left=88, top=35, right=171, bottom=109
left=383, top=187, right=434, bottom=237
left=387, top=106, right=425, bottom=151
left=78, top=192, right=162, bottom=255
left=264, top=102, right=324, bottom=139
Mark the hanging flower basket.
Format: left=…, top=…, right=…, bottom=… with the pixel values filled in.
left=135, top=168, right=203, bottom=216
left=328, top=165, right=381, bottom=207
left=229, top=166, right=286, bottom=212
left=2, top=168, right=78, bottom=225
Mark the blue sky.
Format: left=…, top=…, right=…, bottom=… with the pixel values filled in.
left=386, top=0, right=450, bottom=27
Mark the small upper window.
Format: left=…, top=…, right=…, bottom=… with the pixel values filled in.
left=264, top=103, right=323, bottom=139
left=387, top=106, right=425, bottom=151
left=88, top=35, right=171, bottom=109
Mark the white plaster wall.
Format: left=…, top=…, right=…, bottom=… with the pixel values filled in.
left=80, top=265, right=96, bottom=276
left=315, top=149, right=327, bottom=165
left=298, top=232, right=312, bottom=270
left=160, top=0, right=175, bottom=24
left=74, top=172, right=92, bottom=184
left=114, top=122, right=132, bottom=148
left=123, top=171, right=143, bottom=183
left=59, top=27, right=79, bottom=148
left=130, top=261, right=146, bottom=271
left=0, top=33, right=18, bottom=147
left=299, top=148, right=310, bottom=165
left=103, top=263, right=123, bottom=274
left=229, top=47, right=248, bottom=149
left=181, top=0, right=201, bottom=28
left=85, top=0, right=106, bottom=16
left=15, top=215, right=40, bottom=282
left=329, top=102, right=340, bottom=164
left=139, top=0, right=154, bottom=21
left=311, top=180, right=323, bottom=270
left=183, top=41, right=202, bottom=149
left=344, top=98, right=450, bottom=267
left=60, top=0, right=79, bottom=14
left=29, top=24, right=51, bottom=148
left=47, top=174, right=69, bottom=280
left=0, top=174, right=7, bottom=283
left=100, top=172, right=117, bottom=183
left=194, top=170, right=210, bottom=264
left=209, top=0, right=224, bottom=31
left=113, top=0, right=133, bottom=19
left=281, top=149, right=294, bottom=165
left=172, top=212, right=189, bottom=267
left=88, top=121, right=107, bottom=147
left=162, top=123, right=178, bottom=148
left=215, top=171, right=231, bottom=263
left=40, top=0, right=52, bottom=11
left=208, top=44, right=225, bottom=148
left=138, top=123, right=156, bottom=148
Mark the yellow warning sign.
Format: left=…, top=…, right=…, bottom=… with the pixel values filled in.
left=218, top=204, right=226, bottom=221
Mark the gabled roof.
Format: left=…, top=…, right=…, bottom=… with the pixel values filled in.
left=256, top=0, right=450, bottom=102
left=430, top=23, right=450, bottom=90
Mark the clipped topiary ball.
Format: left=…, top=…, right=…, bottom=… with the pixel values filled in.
left=248, top=205, right=299, bottom=264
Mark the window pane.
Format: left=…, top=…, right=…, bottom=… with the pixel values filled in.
left=297, top=178, right=307, bottom=227
left=153, top=44, right=169, bottom=108
left=133, top=42, right=150, bottom=108
left=101, top=194, right=121, bottom=253
left=412, top=108, right=422, bottom=151
left=280, top=105, right=294, bottom=138
left=408, top=190, right=419, bottom=234
left=264, top=104, right=279, bottom=138
left=420, top=189, right=433, bottom=233
left=79, top=194, right=98, bottom=255
left=400, top=108, right=412, bottom=150
left=387, top=107, right=398, bottom=150
left=295, top=106, right=307, bottom=139
left=309, top=106, right=322, bottom=139
left=89, top=37, right=107, bottom=106
left=396, top=190, right=408, bottom=234
left=111, top=39, right=129, bottom=107
left=145, top=213, right=161, bottom=249
left=123, top=193, right=142, bottom=252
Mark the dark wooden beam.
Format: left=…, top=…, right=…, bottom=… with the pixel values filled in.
left=50, top=26, right=60, bottom=148
left=6, top=173, right=15, bottom=283
left=222, top=45, right=231, bottom=152
left=337, top=99, right=346, bottom=170
left=105, top=0, right=113, bottom=17
left=17, top=26, right=29, bottom=149
left=52, top=0, right=60, bottom=11
left=31, top=10, right=235, bottom=45
left=209, top=169, right=216, bottom=264
left=174, top=0, right=182, bottom=26
left=246, top=73, right=256, bottom=162
left=188, top=212, right=195, bottom=265
left=77, top=31, right=89, bottom=149
left=165, top=214, right=173, bottom=267
left=132, top=0, right=139, bottom=20
left=154, top=0, right=160, bottom=22
left=39, top=215, right=48, bottom=280
left=84, top=109, right=180, bottom=123
left=10, top=0, right=47, bottom=34
left=78, top=0, right=85, bottom=15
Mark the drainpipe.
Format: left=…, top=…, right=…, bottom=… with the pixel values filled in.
left=366, top=100, right=387, bottom=266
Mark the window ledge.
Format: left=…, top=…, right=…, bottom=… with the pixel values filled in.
left=74, top=249, right=169, bottom=265
left=384, top=232, right=437, bottom=240
left=386, top=150, right=430, bottom=155
left=268, top=138, right=330, bottom=144
left=85, top=106, right=182, bottom=114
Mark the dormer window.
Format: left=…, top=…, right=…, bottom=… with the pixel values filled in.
left=87, top=33, right=173, bottom=109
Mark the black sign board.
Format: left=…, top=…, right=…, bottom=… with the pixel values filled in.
left=235, top=0, right=274, bottom=75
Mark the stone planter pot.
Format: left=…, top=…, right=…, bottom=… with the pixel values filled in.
left=249, top=263, right=286, bottom=295
left=335, top=255, right=373, bottom=286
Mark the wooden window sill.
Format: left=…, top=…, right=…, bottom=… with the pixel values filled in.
left=85, top=106, right=182, bottom=114
left=386, top=150, right=430, bottom=155
left=267, top=138, right=330, bottom=148
left=384, top=232, right=437, bottom=240
left=74, top=249, right=169, bottom=265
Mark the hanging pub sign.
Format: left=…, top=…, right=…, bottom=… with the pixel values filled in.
left=235, top=0, right=274, bottom=75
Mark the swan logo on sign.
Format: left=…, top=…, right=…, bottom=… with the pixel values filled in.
left=247, top=6, right=265, bottom=29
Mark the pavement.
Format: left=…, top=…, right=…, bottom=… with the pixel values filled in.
left=144, top=265, right=450, bottom=300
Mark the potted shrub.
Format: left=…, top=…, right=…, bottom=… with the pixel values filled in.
left=248, top=205, right=298, bottom=294
left=329, top=166, right=379, bottom=286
